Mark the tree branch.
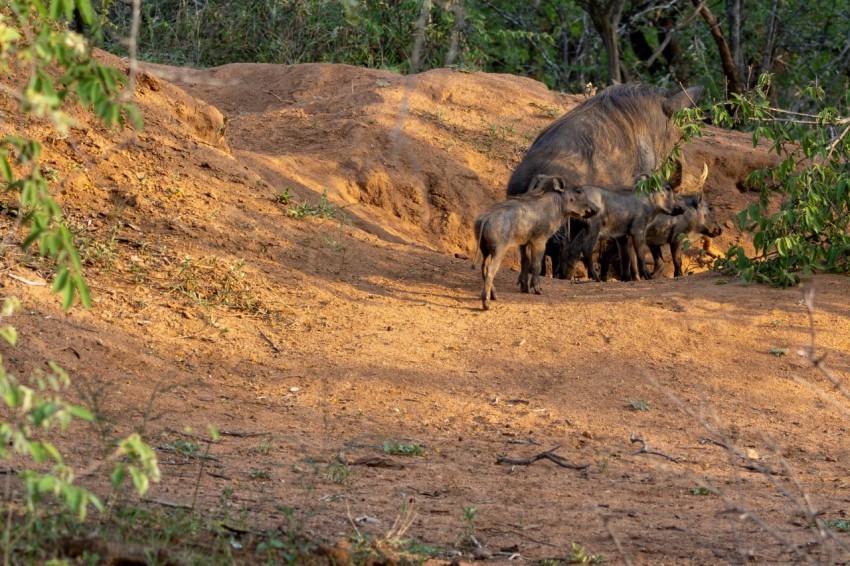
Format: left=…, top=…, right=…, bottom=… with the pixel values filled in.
left=690, top=0, right=741, bottom=95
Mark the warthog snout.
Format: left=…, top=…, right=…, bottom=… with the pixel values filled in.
left=704, top=224, right=723, bottom=238
left=581, top=203, right=599, bottom=219
left=562, top=185, right=599, bottom=221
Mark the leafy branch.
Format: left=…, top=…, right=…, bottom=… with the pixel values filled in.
left=1, top=0, right=141, bottom=308
left=677, top=74, right=849, bottom=286
left=0, top=0, right=160, bottom=541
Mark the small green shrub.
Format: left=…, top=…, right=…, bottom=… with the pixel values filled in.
left=823, top=519, right=850, bottom=531
left=286, top=189, right=339, bottom=219
left=567, top=542, right=605, bottom=564
left=274, top=188, right=293, bottom=205
left=769, top=347, right=789, bottom=357
left=250, top=468, right=270, bottom=479
left=383, top=441, right=424, bottom=456
left=0, top=298, right=160, bottom=523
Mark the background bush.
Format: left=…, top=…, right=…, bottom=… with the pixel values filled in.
left=92, top=0, right=850, bottom=109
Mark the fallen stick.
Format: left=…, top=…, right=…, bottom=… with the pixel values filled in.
left=496, top=446, right=589, bottom=470
left=7, top=273, right=46, bottom=286
left=630, top=432, right=682, bottom=463
left=218, top=430, right=272, bottom=438
left=259, top=329, right=281, bottom=353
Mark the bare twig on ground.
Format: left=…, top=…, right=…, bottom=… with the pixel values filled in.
left=698, top=437, right=782, bottom=474
left=6, top=273, right=45, bottom=286
left=206, top=471, right=232, bottom=480
left=506, top=437, right=541, bottom=445
left=259, top=329, right=281, bottom=353
left=218, top=430, right=271, bottom=438
left=263, top=90, right=284, bottom=102
left=142, top=497, right=192, bottom=509
left=165, top=427, right=216, bottom=443
left=629, top=432, right=682, bottom=463
left=496, top=446, right=589, bottom=471
left=698, top=436, right=728, bottom=449
left=349, top=457, right=404, bottom=470
left=487, top=527, right=558, bottom=548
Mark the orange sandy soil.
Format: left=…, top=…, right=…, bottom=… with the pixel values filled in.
left=2, top=51, right=850, bottom=564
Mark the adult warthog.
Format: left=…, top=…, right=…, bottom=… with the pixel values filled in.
left=506, top=83, right=703, bottom=277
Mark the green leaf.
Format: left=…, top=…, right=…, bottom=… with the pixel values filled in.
left=0, top=156, right=12, bottom=182
left=125, top=104, right=144, bottom=130
left=0, top=326, right=17, bottom=346
left=208, top=424, right=221, bottom=442
left=1, top=297, right=21, bottom=316
left=67, top=405, right=93, bottom=421
left=61, top=277, right=75, bottom=310
left=0, top=25, right=22, bottom=47
left=38, top=473, right=57, bottom=494
left=52, top=267, right=69, bottom=295
left=48, top=0, right=63, bottom=22
left=3, top=385, right=21, bottom=408
left=75, top=0, right=96, bottom=25
left=42, top=442, right=63, bottom=462
left=110, top=465, right=125, bottom=489
left=74, top=273, right=92, bottom=309
left=128, top=465, right=150, bottom=496
left=29, top=441, right=48, bottom=462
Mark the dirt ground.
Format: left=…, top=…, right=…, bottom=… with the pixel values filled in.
left=2, top=51, right=850, bottom=564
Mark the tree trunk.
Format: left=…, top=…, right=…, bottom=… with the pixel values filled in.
left=599, top=17, right=621, bottom=83
left=692, top=0, right=741, bottom=96
left=726, top=0, right=746, bottom=85
left=579, top=0, right=626, bottom=85
left=661, top=13, right=688, bottom=83
left=758, top=0, right=781, bottom=79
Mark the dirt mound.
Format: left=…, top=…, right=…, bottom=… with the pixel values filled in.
left=3, top=52, right=847, bottom=564
left=146, top=61, right=774, bottom=265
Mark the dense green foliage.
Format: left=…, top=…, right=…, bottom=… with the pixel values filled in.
left=96, top=0, right=484, bottom=72
left=669, top=75, right=850, bottom=286
left=91, top=0, right=850, bottom=108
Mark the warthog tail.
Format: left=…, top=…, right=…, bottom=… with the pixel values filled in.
left=471, top=218, right=488, bottom=270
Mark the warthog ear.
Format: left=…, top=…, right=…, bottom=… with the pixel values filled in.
left=530, top=174, right=563, bottom=193
left=663, top=85, right=704, bottom=116
left=668, top=159, right=684, bottom=191
left=528, top=174, right=546, bottom=192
